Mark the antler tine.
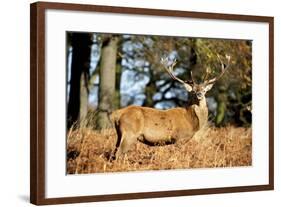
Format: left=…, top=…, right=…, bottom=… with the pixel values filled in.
left=161, top=57, right=187, bottom=85
left=205, top=54, right=231, bottom=85
left=203, top=67, right=211, bottom=82
left=190, top=71, right=196, bottom=84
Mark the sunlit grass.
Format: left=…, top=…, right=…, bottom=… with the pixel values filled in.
left=67, top=124, right=252, bottom=174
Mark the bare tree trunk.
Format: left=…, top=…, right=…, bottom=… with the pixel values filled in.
left=114, top=57, right=122, bottom=109
left=79, top=72, right=89, bottom=123
left=144, top=76, right=157, bottom=107
left=215, top=90, right=227, bottom=126
left=67, top=33, right=92, bottom=129
left=97, top=36, right=119, bottom=129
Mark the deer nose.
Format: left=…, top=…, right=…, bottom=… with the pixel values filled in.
left=196, top=92, right=203, bottom=99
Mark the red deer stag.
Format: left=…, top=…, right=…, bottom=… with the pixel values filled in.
left=110, top=55, right=230, bottom=159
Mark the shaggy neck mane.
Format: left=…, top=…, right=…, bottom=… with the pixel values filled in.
left=186, top=93, right=208, bottom=130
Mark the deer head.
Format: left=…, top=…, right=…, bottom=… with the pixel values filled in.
left=161, top=55, right=231, bottom=102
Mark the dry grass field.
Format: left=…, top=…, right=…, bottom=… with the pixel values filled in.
left=67, top=126, right=252, bottom=174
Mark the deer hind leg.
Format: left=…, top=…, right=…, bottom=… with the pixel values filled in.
left=110, top=121, right=122, bottom=161
left=115, top=131, right=138, bottom=159
left=111, top=122, right=138, bottom=160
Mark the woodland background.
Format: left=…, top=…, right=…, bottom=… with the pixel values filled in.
left=66, top=33, right=252, bottom=129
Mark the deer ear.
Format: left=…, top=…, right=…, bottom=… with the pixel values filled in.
left=184, top=84, right=193, bottom=92
left=205, top=83, right=214, bottom=91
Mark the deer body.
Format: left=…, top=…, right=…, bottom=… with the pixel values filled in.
left=111, top=95, right=209, bottom=158
left=110, top=55, right=230, bottom=159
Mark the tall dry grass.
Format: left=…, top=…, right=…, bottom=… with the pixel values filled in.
left=67, top=125, right=252, bottom=174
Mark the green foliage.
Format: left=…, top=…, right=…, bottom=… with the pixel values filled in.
left=67, top=32, right=252, bottom=128
left=122, top=35, right=252, bottom=126
left=187, top=38, right=252, bottom=126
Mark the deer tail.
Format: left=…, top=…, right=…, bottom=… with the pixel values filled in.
left=110, top=107, right=128, bottom=125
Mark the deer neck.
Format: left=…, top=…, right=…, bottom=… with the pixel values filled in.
left=187, top=95, right=208, bottom=130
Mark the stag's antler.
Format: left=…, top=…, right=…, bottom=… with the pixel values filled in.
left=161, top=57, right=195, bottom=86
left=202, top=67, right=211, bottom=83
left=161, top=57, right=186, bottom=84
left=204, top=55, right=231, bottom=85
left=190, top=71, right=196, bottom=84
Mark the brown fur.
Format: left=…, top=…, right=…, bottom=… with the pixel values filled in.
left=110, top=96, right=209, bottom=158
